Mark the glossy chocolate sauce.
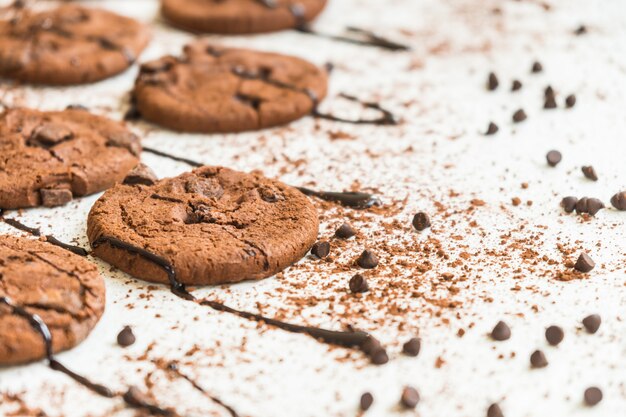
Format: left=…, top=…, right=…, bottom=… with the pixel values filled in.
left=1, top=216, right=89, bottom=256
left=0, top=296, right=177, bottom=414
left=253, top=0, right=410, bottom=51
left=91, top=235, right=194, bottom=300
left=0, top=296, right=113, bottom=397
left=296, top=187, right=382, bottom=209
left=143, top=146, right=203, bottom=167
left=231, top=67, right=398, bottom=126
left=138, top=149, right=384, bottom=209
left=167, top=362, right=240, bottom=417
left=90, top=236, right=382, bottom=357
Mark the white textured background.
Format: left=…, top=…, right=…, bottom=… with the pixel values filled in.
left=1, top=1, right=625, bottom=416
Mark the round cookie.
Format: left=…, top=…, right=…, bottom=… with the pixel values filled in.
left=0, top=4, right=150, bottom=85
left=87, top=166, right=320, bottom=286
left=0, top=107, right=142, bottom=209
left=161, top=0, right=327, bottom=34
left=0, top=235, right=106, bottom=365
left=132, top=41, right=328, bottom=133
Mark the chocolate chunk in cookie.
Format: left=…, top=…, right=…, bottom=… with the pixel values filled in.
left=161, top=0, right=327, bottom=34
left=0, top=235, right=105, bottom=365
left=87, top=166, right=319, bottom=286
left=0, top=5, right=150, bottom=85
left=0, top=108, right=142, bottom=209
left=132, top=41, right=328, bottom=133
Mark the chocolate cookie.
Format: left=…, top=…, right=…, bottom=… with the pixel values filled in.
left=0, top=235, right=105, bottom=365
left=0, top=5, right=150, bottom=85
left=132, top=41, right=328, bottom=133
left=161, top=0, right=327, bottom=34
left=0, top=107, right=142, bottom=209
left=87, top=166, right=319, bottom=286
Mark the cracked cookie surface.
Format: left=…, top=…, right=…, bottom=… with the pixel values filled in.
left=0, top=107, right=141, bottom=209
left=0, top=235, right=106, bottom=365
left=132, top=41, right=328, bottom=133
left=0, top=4, right=150, bottom=85
left=161, top=0, right=327, bottom=34
left=87, top=166, right=319, bottom=286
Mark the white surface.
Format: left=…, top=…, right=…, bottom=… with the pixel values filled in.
left=0, top=1, right=625, bottom=416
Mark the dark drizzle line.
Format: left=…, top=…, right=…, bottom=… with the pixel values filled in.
left=231, top=67, right=398, bottom=126
left=297, top=25, right=412, bottom=52
left=252, top=0, right=410, bottom=51
left=199, top=299, right=371, bottom=349
left=91, top=236, right=194, bottom=300
left=137, top=149, right=383, bottom=209
left=142, top=146, right=203, bottom=167
left=0, top=296, right=177, bottom=415
left=166, top=362, right=240, bottom=417
left=90, top=236, right=382, bottom=358
left=0, top=296, right=114, bottom=397
left=296, top=187, right=381, bottom=209
left=1, top=216, right=88, bottom=256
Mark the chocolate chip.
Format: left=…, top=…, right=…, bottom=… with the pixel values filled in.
left=123, top=163, right=157, bottom=186
left=574, top=253, right=595, bottom=273
left=530, top=350, right=548, bottom=368
left=511, top=80, right=522, bottom=91
left=561, top=196, right=578, bottom=213
left=544, top=86, right=555, bottom=97
left=610, top=191, right=626, bottom=210
left=575, top=197, right=589, bottom=214
left=584, top=387, right=602, bottom=406
left=565, top=94, right=576, bottom=108
left=31, top=123, right=73, bottom=146
left=361, top=336, right=382, bottom=355
left=117, top=326, right=136, bottom=347
left=581, top=166, right=598, bottom=181
left=487, top=403, right=504, bottom=417
left=349, top=274, right=369, bottom=293
left=531, top=61, right=543, bottom=73
left=360, top=392, right=374, bottom=411
left=402, top=337, right=421, bottom=357
left=107, top=131, right=141, bottom=157
left=544, top=94, right=557, bottom=109
left=335, top=222, right=356, bottom=239
left=586, top=198, right=604, bottom=216
left=400, top=386, right=420, bottom=409
left=40, top=188, right=72, bottom=207
left=574, top=25, right=587, bottom=35
left=370, top=348, right=389, bottom=365
left=311, top=241, right=331, bottom=258
left=485, top=122, right=499, bottom=135
left=545, top=326, right=564, bottom=346
left=582, top=314, right=601, bottom=334
left=357, top=250, right=379, bottom=269
left=487, top=72, right=499, bottom=91
left=546, top=150, right=562, bottom=167
left=491, top=321, right=511, bottom=341
left=412, top=212, right=431, bottom=231
left=512, top=109, right=527, bottom=123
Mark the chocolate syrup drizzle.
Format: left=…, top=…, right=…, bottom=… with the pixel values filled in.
left=231, top=67, right=398, bottom=126
left=139, top=147, right=383, bottom=209
left=1, top=215, right=88, bottom=256
left=90, top=236, right=381, bottom=358
left=142, top=146, right=203, bottom=167
left=0, top=296, right=177, bottom=415
left=296, top=187, right=381, bottom=209
left=253, top=0, right=411, bottom=51
left=166, top=362, right=240, bottom=417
